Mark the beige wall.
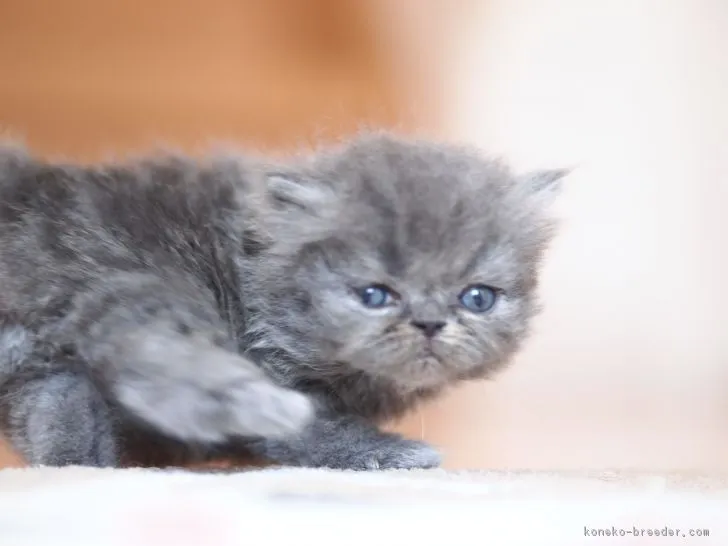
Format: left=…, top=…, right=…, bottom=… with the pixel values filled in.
left=394, top=0, right=728, bottom=470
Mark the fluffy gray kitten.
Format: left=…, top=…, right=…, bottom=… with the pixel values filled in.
left=0, top=132, right=563, bottom=469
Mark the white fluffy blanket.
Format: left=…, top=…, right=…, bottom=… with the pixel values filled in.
left=1, top=467, right=726, bottom=545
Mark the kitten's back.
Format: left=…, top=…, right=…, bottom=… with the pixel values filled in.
left=0, top=147, right=247, bottom=325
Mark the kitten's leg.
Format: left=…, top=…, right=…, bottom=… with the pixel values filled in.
left=0, top=372, right=118, bottom=467
left=244, top=412, right=441, bottom=470
left=0, top=323, right=117, bottom=466
left=67, top=272, right=313, bottom=445
left=0, top=367, right=118, bottom=467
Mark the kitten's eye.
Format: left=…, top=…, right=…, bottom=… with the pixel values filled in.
left=359, top=284, right=398, bottom=308
left=458, top=284, right=498, bottom=313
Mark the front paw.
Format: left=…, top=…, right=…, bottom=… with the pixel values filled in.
left=325, top=436, right=441, bottom=470
left=222, top=377, right=314, bottom=441
left=115, top=348, right=314, bottom=444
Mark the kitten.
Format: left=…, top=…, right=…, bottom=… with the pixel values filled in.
left=0, top=133, right=564, bottom=469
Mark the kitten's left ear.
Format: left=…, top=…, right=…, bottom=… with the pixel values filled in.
left=512, top=168, right=569, bottom=248
left=521, top=168, right=569, bottom=199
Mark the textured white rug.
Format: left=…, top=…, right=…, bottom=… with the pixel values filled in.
left=1, top=467, right=726, bottom=545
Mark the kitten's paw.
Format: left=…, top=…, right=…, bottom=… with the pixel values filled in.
left=222, top=379, right=314, bottom=441
left=330, top=437, right=441, bottom=470
left=115, top=349, right=314, bottom=444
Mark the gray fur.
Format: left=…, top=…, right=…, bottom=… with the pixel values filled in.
left=0, top=132, right=563, bottom=469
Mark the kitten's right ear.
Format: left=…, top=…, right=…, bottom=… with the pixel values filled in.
left=266, top=173, right=337, bottom=214
left=261, top=173, right=341, bottom=246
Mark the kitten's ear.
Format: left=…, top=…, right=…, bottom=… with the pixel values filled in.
left=262, top=173, right=341, bottom=245
left=510, top=168, right=569, bottom=249
left=266, top=174, right=336, bottom=213
left=514, top=169, right=571, bottom=216
left=521, top=168, right=568, bottom=199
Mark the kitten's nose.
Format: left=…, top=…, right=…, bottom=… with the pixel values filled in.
left=410, top=320, right=446, bottom=338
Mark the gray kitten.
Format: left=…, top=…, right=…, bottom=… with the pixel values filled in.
left=0, top=132, right=564, bottom=469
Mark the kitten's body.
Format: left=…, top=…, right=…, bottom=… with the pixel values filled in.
left=0, top=134, right=562, bottom=469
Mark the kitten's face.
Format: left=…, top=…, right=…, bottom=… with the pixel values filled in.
left=249, top=134, right=564, bottom=391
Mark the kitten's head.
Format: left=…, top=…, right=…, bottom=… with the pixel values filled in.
left=246, top=133, right=565, bottom=391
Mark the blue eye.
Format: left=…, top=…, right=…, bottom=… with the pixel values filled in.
left=458, top=284, right=498, bottom=313
left=359, top=285, right=397, bottom=308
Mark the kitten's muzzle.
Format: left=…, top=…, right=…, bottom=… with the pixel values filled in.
left=410, top=320, right=446, bottom=338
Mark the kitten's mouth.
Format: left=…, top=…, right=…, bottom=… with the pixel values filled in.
left=423, top=345, right=439, bottom=359
left=423, top=337, right=445, bottom=353
left=419, top=342, right=445, bottom=363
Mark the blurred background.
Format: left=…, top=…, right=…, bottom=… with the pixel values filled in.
left=1, top=0, right=728, bottom=471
